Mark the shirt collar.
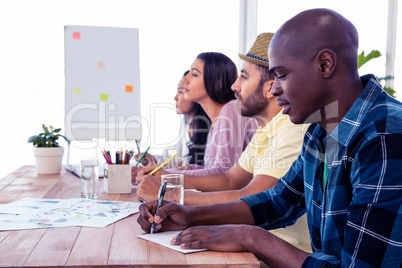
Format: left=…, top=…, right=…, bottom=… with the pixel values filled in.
left=328, top=74, right=383, bottom=146
left=257, top=111, right=290, bottom=139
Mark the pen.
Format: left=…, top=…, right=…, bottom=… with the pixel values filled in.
left=149, top=152, right=178, bottom=175
left=136, top=146, right=150, bottom=166
left=150, top=181, right=167, bottom=234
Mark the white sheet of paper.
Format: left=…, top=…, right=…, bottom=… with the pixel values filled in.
left=138, top=230, right=208, bottom=254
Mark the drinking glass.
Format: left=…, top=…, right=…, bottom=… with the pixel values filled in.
left=81, top=159, right=99, bottom=199
left=161, top=174, right=184, bottom=204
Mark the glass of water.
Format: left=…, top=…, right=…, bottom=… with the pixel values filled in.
left=161, top=174, right=184, bottom=204
left=81, top=159, right=99, bottom=199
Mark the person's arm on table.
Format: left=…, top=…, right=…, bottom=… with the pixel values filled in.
left=172, top=224, right=309, bottom=268
left=137, top=173, right=310, bottom=267
left=136, top=163, right=254, bottom=202
left=137, top=199, right=255, bottom=233
left=184, top=163, right=253, bottom=192
left=184, top=173, right=278, bottom=205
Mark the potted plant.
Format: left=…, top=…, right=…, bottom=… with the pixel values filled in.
left=28, top=124, right=70, bottom=174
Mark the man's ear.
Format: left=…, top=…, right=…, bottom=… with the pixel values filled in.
left=265, top=80, right=276, bottom=99
left=316, top=49, right=337, bottom=78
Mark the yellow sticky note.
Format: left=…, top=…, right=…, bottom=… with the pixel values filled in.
left=125, top=85, right=133, bottom=93
left=100, top=93, right=108, bottom=101
left=73, top=87, right=81, bottom=94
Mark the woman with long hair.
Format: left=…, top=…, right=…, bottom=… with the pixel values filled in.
left=175, top=70, right=210, bottom=166
left=137, top=52, right=257, bottom=187
left=135, top=70, right=210, bottom=167
left=174, top=52, right=257, bottom=175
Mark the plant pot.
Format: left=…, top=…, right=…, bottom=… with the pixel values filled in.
left=33, top=147, right=64, bottom=174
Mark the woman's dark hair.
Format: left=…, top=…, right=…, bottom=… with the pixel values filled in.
left=196, top=52, right=237, bottom=104
left=185, top=104, right=210, bottom=165
left=180, top=70, right=211, bottom=165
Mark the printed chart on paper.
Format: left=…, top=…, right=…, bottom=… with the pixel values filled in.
left=0, top=198, right=140, bottom=230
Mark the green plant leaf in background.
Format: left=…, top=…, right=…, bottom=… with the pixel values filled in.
left=357, top=50, right=396, bottom=98
left=27, top=124, right=69, bottom=147
left=384, top=87, right=396, bottom=97
left=357, top=50, right=382, bottom=69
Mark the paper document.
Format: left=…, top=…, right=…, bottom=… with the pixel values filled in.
left=0, top=198, right=141, bottom=230
left=138, top=230, right=208, bottom=254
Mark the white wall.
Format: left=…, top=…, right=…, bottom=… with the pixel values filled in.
left=0, top=0, right=400, bottom=179
left=257, top=0, right=400, bottom=83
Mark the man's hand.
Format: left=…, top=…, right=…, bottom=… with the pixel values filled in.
left=171, top=224, right=309, bottom=267
left=171, top=224, right=256, bottom=252
left=136, top=175, right=161, bottom=202
left=137, top=200, right=192, bottom=233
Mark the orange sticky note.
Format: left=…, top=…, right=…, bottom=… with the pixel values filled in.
left=125, top=85, right=133, bottom=93
left=73, top=87, right=81, bottom=94
left=100, top=93, right=108, bottom=101
left=72, top=32, right=81, bottom=39
left=97, top=61, right=105, bottom=68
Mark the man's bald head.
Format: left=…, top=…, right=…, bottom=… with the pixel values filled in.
left=270, top=8, right=359, bottom=72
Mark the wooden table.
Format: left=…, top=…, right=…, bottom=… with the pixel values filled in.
left=0, top=166, right=260, bottom=267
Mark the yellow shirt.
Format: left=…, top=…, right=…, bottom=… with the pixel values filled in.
left=239, top=112, right=312, bottom=252
left=239, top=112, right=307, bottom=177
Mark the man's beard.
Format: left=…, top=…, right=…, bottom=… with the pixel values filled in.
left=237, top=82, right=268, bottom=118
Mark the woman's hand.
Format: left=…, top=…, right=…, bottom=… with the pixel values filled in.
left=134, top=152, right=157, bottom=166
left=136, top=162, right=167, bottom=181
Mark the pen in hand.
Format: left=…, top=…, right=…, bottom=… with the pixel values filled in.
left=150, top=181, right=167, bottom=234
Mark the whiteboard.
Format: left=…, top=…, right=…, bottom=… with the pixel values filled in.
left=64, top=25, right=141, bottom=141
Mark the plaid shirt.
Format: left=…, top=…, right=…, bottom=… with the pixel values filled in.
left=241, top=74, right=402, bottom=267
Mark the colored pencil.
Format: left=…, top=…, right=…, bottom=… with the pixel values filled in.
left=149, top=152, right=178, bottom=175
left=136, top=146, right=150, bottom=166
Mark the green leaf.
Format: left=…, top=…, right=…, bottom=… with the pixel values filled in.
left=30, top=124, right=67, bottom=147
left=357, top=50, right=381, bottom=69
left=28, top=135, right=41, bottom=143
left=58, top=134, right=70, bottom=143
left=377, top=75, right=394, bottom=82
left=384, top=87, right=396, bottom=98
left=42, top=124, right=50, bottom=135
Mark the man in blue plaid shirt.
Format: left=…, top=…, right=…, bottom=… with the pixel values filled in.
left=137, top=8, right=402, bottom=267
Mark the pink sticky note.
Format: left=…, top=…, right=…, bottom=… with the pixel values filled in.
left=72, top=32, right=81, bottom=40
left=100, top=93, right=108, bottom=101
left=125, top=85, right=133, bottom=93
left=97, top=62, right=105, bottom=68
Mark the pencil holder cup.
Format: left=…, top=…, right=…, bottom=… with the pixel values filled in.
left=103, top=164, right=132, bottom=194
